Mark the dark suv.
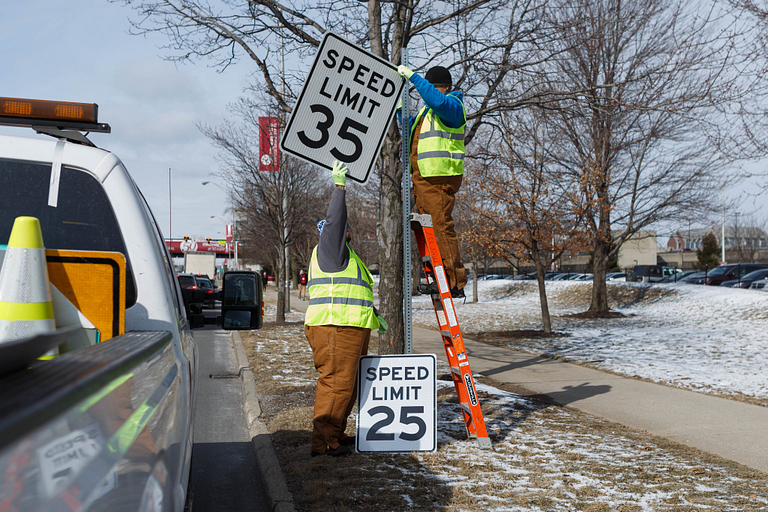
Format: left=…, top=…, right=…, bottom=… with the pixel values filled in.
left=176, top=272, right=198, bottom=289
left=631, top=265, right=680, bottom=283
left=701, top=263, right=768, bottom=286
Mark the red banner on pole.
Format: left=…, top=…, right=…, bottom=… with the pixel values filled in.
left=225, top=224, right=233, bottom=244
left=259, top=117, right=280, bottom=172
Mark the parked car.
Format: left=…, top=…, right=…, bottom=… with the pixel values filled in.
left=720, top=268, right=768, bottom=288
left=631, top=265, right=681, bottom=283
left=512, top=273, right=535, bottom=280
left=606, top=272, right=627, bottom=281
left=681, top=272, right=708, bottom=284
left=551, top=273, right=580, bottom=281
left=195, top=275, right=217, bottom=307
left=658, top=270, right=698, bottom=283
left=699, top=263, right=768, bottom=286
left=480, top=274, right=507, bottom=281
left=750, top=278, right=768, bottom=291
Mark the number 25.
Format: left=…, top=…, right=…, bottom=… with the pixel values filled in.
left=365, top=406, right=426, bottom=441
left=297, top=104, right=369, bottom=163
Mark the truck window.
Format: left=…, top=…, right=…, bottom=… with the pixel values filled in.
left=178, top=275, right=196, bottom=287
left=136, top=189, right=186, bottom=320
left=0, top=159, right=137, bottom=307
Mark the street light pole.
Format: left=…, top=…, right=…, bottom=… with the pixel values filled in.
left=281, top=25, right=290, bottom=313
left=722, top=184, right=726, bottom=264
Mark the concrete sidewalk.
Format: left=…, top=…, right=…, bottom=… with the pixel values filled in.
left=281, top=289, right=768, bottom=474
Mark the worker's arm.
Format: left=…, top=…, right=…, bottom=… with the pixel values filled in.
left=409, top=73, right=465, bottom=129
left=317, top=178, right=350, bottom=273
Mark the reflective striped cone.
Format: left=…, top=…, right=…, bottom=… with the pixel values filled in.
left=0, top=217, right=56, bottom=345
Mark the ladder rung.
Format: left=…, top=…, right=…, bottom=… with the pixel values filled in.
left=422, top=255, right=431, bottom=263
left=451, top=366, right=461, bottom=376
left=441, top=330, right=452, bottom=338
left=460, top=402, right=472, bottom=413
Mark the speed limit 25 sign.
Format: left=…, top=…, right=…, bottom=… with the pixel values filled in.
left=356, top=354, right=437, bottom=453
left=280, top=32, right=405, bottom=183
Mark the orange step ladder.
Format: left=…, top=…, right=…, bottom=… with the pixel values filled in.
left=410, top=213, right=492, bottom=449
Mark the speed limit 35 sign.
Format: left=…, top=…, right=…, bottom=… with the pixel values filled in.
left=356, top=354, right=437, bottom=453
left=280, top=32, right=405, bottom=183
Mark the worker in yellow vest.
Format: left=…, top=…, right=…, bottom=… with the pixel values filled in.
left=305, top=161, right=387, bottom=457
left=398, top=64, right=467, bottom=299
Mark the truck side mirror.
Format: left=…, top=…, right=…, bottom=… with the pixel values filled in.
left=221, top=271, right=263, bottom=330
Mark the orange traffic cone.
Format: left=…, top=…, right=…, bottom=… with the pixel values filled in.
left=0, top=217, right=56, bottom=344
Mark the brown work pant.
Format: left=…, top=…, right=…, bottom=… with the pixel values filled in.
left=412, top=166, right=467, bottom=291
left=305, top=324, right=371, bottom=453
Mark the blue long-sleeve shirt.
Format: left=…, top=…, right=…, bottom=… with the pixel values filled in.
left=398, top=72, right=465, bottom=132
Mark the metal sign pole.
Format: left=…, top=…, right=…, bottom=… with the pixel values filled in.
left=401, top=48, right=413, bottom=355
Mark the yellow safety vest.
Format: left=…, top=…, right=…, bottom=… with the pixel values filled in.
left=411, top=94, right=466, bottom=177
left=305, top=245, right=378, bottom=330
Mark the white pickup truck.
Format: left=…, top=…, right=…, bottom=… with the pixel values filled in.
left=0, top=97, right=256, bottom=511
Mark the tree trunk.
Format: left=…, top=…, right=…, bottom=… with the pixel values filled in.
left=471, top=256, right=479, bottom=303
left=531, top=252, right=552, bottom=333
left=377, top=128, right=404, bottom=354
left=589, top=163, right=612, bottom=313
left=276, top=240, right=287, bottom=322
left=589, top=238, right=610, bottom=312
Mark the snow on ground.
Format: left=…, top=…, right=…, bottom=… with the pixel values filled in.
left=245, top=312, right=768, bottom=510
left=410, top=279, right=768, bottom=403
left=420, top=359, right=768, bottom=510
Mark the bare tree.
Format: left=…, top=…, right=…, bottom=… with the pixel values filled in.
left=200, top=100, right=325, bottom=321
left=468, top=114, right=587, bottom=332
left=531, top=0, right=764, bottom=313
left=117, top=0, right=574, bottom=352
left=454, top=172, right=494, bottom=302
left=728, top=211, right=768, bottom=262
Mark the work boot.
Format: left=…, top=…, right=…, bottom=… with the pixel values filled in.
left=339, top=436, right=355, bottom=446
left=450, top=287, right=465, bottom=299
left=417, top=282, right=439, bottom=295
left=326, top=445, right=353, bottom=457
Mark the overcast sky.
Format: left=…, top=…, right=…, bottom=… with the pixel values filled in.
left=2, top=0, right=251, bottom=240
left=4, top=1, right=766, bottom=245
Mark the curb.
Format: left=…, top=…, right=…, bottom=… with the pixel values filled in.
left=232, top=331, right=296, bottom=512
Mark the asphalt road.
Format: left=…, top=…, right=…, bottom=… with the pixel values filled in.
left=189, top=308, right=270, bottom=511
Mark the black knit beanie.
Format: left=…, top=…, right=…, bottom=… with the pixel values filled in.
left=425, top=66, right=452, bottom=87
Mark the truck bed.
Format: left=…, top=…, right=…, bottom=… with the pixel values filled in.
left=0, top=331, right=171, bottom=451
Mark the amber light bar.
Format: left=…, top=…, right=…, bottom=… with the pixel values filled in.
left=0, top=97, right=98, bottom=124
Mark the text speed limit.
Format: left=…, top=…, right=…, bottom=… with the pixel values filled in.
left=356, top=354, right=436, bottom=453
left=280, top=32, right=405, bottom=184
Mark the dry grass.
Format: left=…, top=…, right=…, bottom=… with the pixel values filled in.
left=548, top=282, right=677, bottom=310
left=243, top=294, right=768, bottom=511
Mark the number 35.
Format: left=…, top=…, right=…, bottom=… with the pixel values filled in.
left=297, top=104, right=369, bottom=163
